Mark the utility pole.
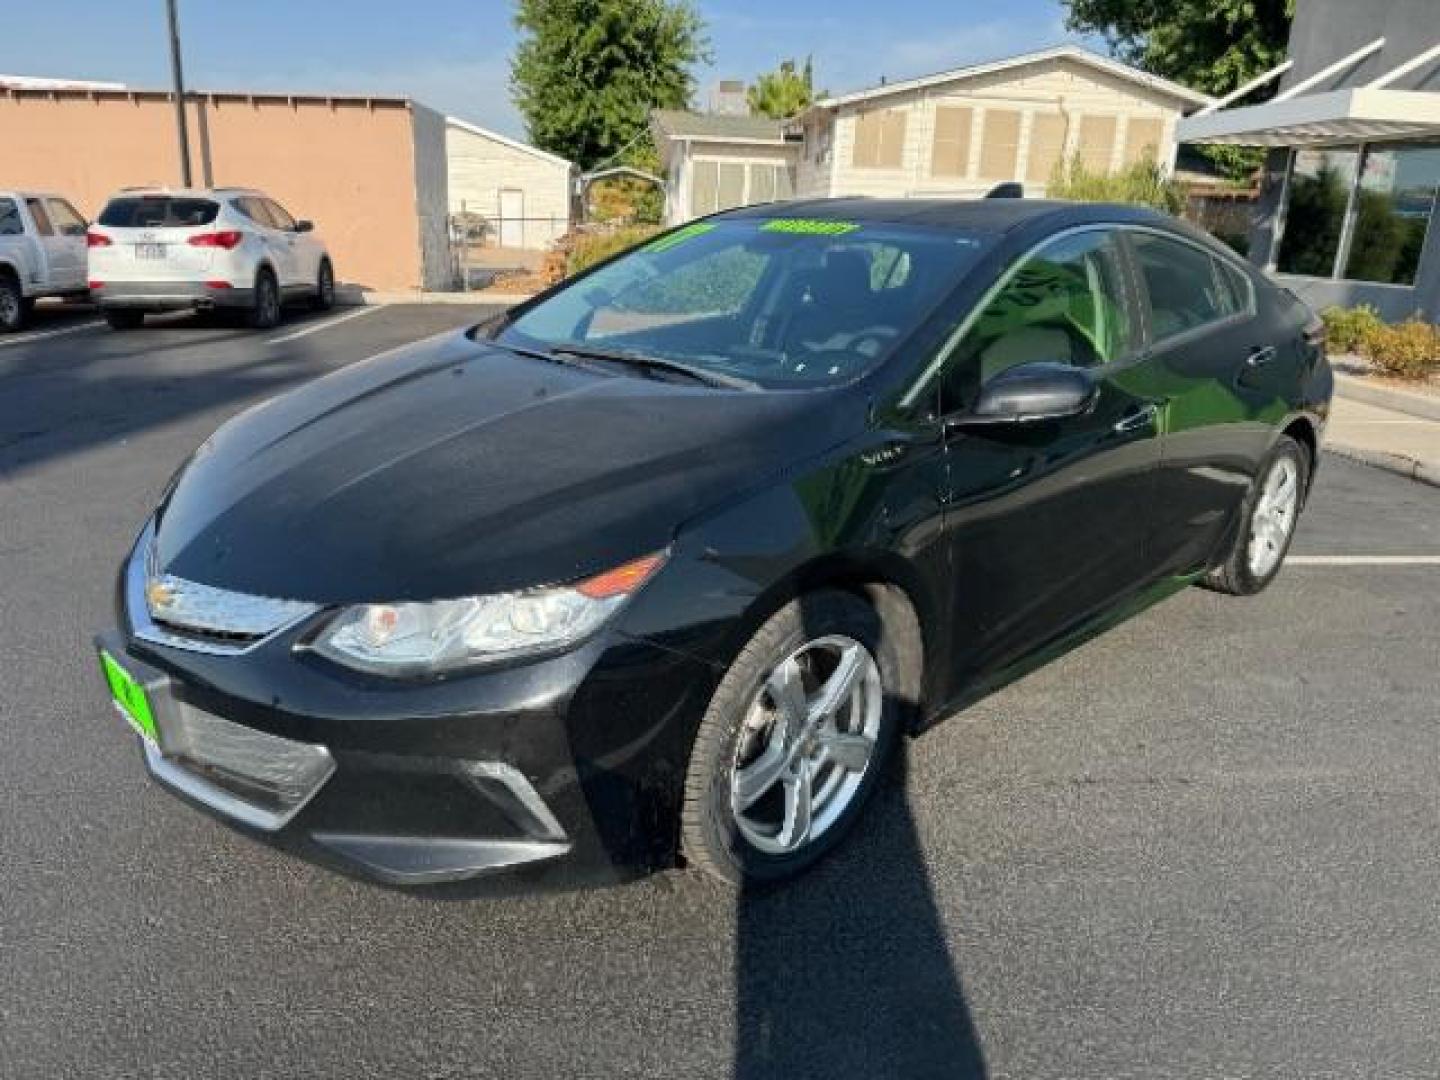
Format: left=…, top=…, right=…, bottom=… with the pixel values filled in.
left=165, top=0, right=193, bottom=186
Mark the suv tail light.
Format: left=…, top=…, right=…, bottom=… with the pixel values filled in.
left=187, top=230, right=244, bottom=250
left=87, top=231, right=112, bottom=248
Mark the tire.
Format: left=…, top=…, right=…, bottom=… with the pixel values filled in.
left=0, top=274, right=26, bottom=333
left=247, top=268, right=282, bottom=330
left=310, top=259, right=335, bottom=311
left=104, top=308, right=145, bottom=331
left=681, top=589, right=905, bottom=886
left=1205, top=434, right=1310, bottom=596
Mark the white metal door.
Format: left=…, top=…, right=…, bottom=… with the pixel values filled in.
left=499, top=189, right=524, bottom=249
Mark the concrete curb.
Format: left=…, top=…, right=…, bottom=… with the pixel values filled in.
left=1333, top=372, right=1440, bottom=422
left=1326, top=440, right=1440, bottom=489
left=335, top=287, right=533, bottom=307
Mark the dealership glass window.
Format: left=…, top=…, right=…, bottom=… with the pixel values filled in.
left=1342, top=143, right=1440, bottom=286
left=1276, top=148, right=1358, bottom=277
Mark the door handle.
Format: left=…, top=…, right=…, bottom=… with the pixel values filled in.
left=1246, top=345, right=1277, bottom=368
left=1113, top=402, right=1159, bottom=435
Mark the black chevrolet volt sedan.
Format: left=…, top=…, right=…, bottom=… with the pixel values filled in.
left=96, top=198, right=1332, bottom=888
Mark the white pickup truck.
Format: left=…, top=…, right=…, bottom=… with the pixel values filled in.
left=0, top=191, right=91, bottom=332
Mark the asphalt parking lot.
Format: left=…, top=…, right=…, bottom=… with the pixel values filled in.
left=3, top=302, right=1439, bottom=1079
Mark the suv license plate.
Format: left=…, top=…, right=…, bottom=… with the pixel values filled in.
left=135, top=243, right=167, bottom=260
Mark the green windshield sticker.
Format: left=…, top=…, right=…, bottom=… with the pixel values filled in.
left=644, top=222, right=717, bottom=253
left=760, top=219, right=859, bottom=236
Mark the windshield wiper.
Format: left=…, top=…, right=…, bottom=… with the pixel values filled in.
left=486, top=338, right=592, bottom=370
left=550, top=345, right=759, bottom=391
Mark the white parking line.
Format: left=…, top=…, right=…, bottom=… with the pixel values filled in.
left=265, top=305, right=383, bottom=346
left=0, top=320, right=103, bottom=349
left=1288, top=555, right=1440, bottom=566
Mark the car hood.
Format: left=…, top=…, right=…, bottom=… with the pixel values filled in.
left=153, top=331, right=858, bottom=604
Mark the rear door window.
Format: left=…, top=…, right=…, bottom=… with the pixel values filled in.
left=26, top=199, right=54, bottom=236
left=98, top=197, right=220, bottom=228
left=46, top=199, right=87, bottom=237
left=1213, top=257, right=1255, bottom=317
left=1129, top=232, right=1235, bottom=341
left=0, top=199, right=21, bottom=236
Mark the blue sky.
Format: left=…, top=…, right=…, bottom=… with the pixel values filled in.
left=3, top=1, right=1096, bottom=138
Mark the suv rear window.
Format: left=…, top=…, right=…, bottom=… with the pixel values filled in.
left=98, top=197, right=219, bottom=228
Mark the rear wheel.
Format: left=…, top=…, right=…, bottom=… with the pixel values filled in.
left=681, top=590, right=903, bottom=886
left=247, top=269, right=281, bottom=330
left=1205, top=435, right=1309, bottom=596
left=0, top=275, right=26, bottom=332
left=103, top=308, right=145, bottom=331
left=310, top=259, right=335, bottom=311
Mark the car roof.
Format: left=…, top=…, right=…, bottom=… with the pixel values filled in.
left=720, top=197, right=1168, bottom=235
left=103, top=187, right=261, bottom=199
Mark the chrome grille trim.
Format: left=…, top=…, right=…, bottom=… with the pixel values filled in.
left=127, top=520, right=319, bottom=655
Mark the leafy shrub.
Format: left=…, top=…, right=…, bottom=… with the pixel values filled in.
left=566, top=226, right=660, bottom=275
left=1047, top=156, right=1185, bottom=215
left=1362, top=319, right=1440, bottom=379
left=1320, top=304, right=1383, bottom=354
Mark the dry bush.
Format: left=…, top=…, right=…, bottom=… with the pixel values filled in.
left=1362, top=319, right=1440, bottom=379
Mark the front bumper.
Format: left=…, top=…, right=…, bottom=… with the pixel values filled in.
left=92, top=281, right=253, bottom=311
left=98, top=531, right=721, bottom=888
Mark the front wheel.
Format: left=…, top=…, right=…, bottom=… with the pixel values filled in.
left=310, top=259, right=335, bottom=311
left=681, top=590, right=903, bottom=886
left=0, top=276, right=27, bottom=332
left=1205, top=434, right=1309, bottom=596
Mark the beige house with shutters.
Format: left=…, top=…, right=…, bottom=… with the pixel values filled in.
left=794, top=46, right=1211, bottom=200
left=654, top=46, right=1210, bottom=224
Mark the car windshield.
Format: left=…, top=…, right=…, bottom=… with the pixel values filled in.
left=492, top=217, right=994, bottom=388
left=98, top=196, right=220, bottom=228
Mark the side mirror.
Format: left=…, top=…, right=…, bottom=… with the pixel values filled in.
left=295, top=219, right=314, bottom=233
left=956, top=362, right=1097, bottom=427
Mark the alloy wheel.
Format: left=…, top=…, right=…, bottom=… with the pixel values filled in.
left=730, top=634, right=883, bottom=855
left=1247, top=455, right=1299, bottom=577
left=0, top=286, right=19, bottom=329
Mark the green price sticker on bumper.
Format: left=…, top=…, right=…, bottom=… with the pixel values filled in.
left=100, top=650, right=158, bottom=744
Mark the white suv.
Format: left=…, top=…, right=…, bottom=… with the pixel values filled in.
left=0, top=191, right=91, bottom=332
left=87, top=188, right=334, bottom=330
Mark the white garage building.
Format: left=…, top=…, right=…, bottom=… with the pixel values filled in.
left=445, top=117, right=574, bottom=251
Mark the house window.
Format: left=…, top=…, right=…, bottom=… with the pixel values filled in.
left=1026, top=112, right=1067, bottom=184
left=1343, top=143, right=1440, bottom=286
left=853, top=109, right=907, bottom=169
left=1077, top=115, right=1117, bottom=173
left=979, top=109, right=1021, bottom=180
left=693, top=161, right=720, bottom=216
left=1275, top=148, right=1359, bottom=277
left=1123, top=117, right=1165, bottom=166
left=931, top=106, right=973, bottom=178
left=693, top=160, right=794, bottom=217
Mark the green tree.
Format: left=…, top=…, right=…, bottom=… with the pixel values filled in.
left=746, top=58, right=815, bottom=120
left=1061, top=0, right=1295, bottom=181
left=511, top=0, right=709, bottom=170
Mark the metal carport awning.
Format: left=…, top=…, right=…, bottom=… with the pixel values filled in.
left=1178, top=86, right=1440, bottom=148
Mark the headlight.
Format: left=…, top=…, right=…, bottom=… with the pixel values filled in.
left=310, top=552, right=665, bottom=677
